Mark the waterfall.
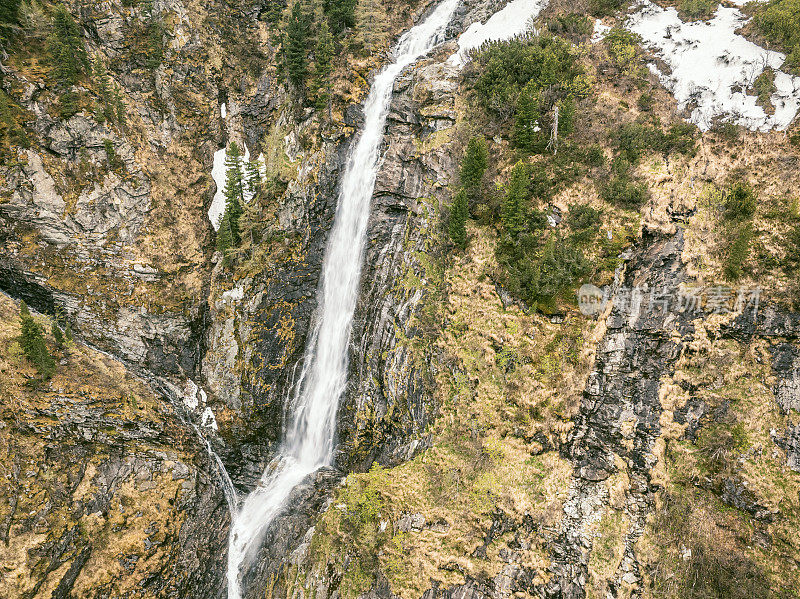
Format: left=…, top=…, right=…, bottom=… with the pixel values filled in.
left=225, top=1, right=459, bottom=596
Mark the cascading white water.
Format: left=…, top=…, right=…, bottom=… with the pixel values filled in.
left=225, top=1, right=459, bottom=596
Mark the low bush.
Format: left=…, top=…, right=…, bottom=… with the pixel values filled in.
left=19, top=302, right=56, bottom=381
left=719, top=179, right=757, bottom=281
left=604, top=27, right=642, bottom=75
left=754, top=0, right=800, bottom=72
left=473, top=34, right=590, bottom=136
left=600, top=173, right=649, bottom=209
left=679, top=0, right=718, bottom=20
left=588, top=0, right=628, bottom=18
left=545, top=13, right=592, bottom=37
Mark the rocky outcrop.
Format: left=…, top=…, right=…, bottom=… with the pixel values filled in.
left=0, top=293, right=229, bottom=597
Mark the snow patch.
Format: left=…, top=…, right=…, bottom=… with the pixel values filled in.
left=201, top=407, right=219, bottom=430
left=221, top=102, right=227, bottom=119
left=592, top=18, right=611, bottom=43
left=209, top=147, right=228, bottom=230
left=448, top=0, right=549, bottom=66
left=627, top=1, right=800, bottom=131
left=208, top=144, right=266, bottom=230
left=221, top=286, right=245, bottom=302
left=183, top=379, right=200, bottom=410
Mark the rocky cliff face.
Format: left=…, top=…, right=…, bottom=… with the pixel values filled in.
left=0, top=293, right=229, bottom=598
left=3, top=0, right=800, bottom=597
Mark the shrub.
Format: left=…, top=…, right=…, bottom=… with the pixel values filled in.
left=473, top=34, right=586, bottom=121
left=613, top=121, right=697, bottom=163
left=723, top=180, right=757, bottom=221
left=751, top=69, right=776, bottom=108
left=754, top=0, right=800, bottom=72
left=604, top=27, right=642, bottom=75
left=448, top=188, right=468, bottom=249
left=649, top=492, right=774, bottom=599
left=19, top=302, right=56, bottom=380
left=657, top=122, right=698, bottom=157
left=0, top=0, right=21, bottom=28
left=588, top=0, right=628, bottom=17
left=545, top=13, right=592, bottom=37
left=0, top=89, right=29, bottom=156
left=600, top=174, right=649, bottom=209
left=582, top=144, right=606, bottom=167
left=510, top=234, right=590, bottom=308
left=679, top=0, right=718, bottom=20
left=724, top=222, right=753, bottom=281
left=567, top=205, right=602, bottom=231
left=513, top=85, right=542, bottom=152
left=637, top=92, right=654, bottom=112
left=720, top=179, right=757, bottom=281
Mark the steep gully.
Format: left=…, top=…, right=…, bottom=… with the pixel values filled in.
left=225, top=1, right=460, bottom=596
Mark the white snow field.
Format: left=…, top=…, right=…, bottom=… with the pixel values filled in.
left=627, top=1, right=800, bottom=131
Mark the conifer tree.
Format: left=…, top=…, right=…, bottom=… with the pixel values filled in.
left=285, top=0, right=311, bottom=90
left=19, top=302, right=56, bottom=380
left=514, top=86, right=540, bottom=152
left=448, top=188, right=469, bottom=249
left=323, top=0, right=356, bottom=34
left=314, top=21, right=334, bottom=115
left=216, top=142, right=246, bottom=263
left=0, top=0, right=21, bottom=27
left=460, top=136, right=489, bottom=193
left=48, top=6, right=87, bottom=119
left=49, top=6, right=87, bottom=87
left=244, top=158, right=263, bottom=200
left=502, top=161, right=529, bottom=238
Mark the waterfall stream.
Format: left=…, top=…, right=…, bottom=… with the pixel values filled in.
left=225, top=1, right=459, bottom=596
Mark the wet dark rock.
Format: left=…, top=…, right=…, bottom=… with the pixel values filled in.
left=472, top=508, right=516, bottom=559
left=719, top=477, right=775, bottom=522
left=673, top=396, right=708, bottom=441
left=768, top=344, right=800, bottom=413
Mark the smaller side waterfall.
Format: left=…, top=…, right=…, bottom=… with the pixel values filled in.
left=225, top=0, right=459, bottom=597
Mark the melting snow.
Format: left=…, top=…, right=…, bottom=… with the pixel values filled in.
left=208, top=144, right=267, bottom=230
left=184, top=379, right=200, bottom=410
left=201, top=407, right=219, bottom=430
left=628, top=1, right=800, bottom=130
left=221, top=286, right=245, bottom=302
left=209, top=147, right=228, bottom=230
left=592, top=18, right=611, bottom=43
left=448, top=0, right=549, bottom=65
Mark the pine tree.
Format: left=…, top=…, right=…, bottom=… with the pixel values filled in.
left=285, top=1, right=311, bottom=90
left=461, top=136, right=489, bottom=193
left=0, top=0, right=21, bottom=26
left=324, top=0, right=356, bottom=34
left=216, top=142, right=246, bottom=263
left=19, top=302, right=56, bottom=380
left=49, top=6, right=87, bottom=87
left=313, top=21, right=334, bottom=115
left=514, top=86, right=540, bottom=152
left=265, top=0, right=284, bottom=25
left=502, top=161, right=529, bottom=238
left=52, top=321, right=65, bottom=346
left=48, top=6, right=87, bottom=119
left=448, top=188, right=469, bottom=249
left=244, top=158, right=263, bottom=200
